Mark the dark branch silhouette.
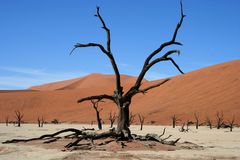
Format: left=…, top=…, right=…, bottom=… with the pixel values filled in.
left=78, top=94, right=114, bottom=103
left=137, top=79, right=170, bottom=94
left=206, top=116, right=212, bottom=129
left=216, top=111, right=224, bottom=129
left=129, top=112, right=136, bottom=125
left=194, top=112, right=200, bottom=129
left=5, top=115, right=9, bottom=126
left=228, top=115, right=235, bottom=132
left=70, top=1, right=185, bottom=138
left=38, top=116, right=44, bottom=127
left=132, top=2, right=185, bottom=90
left=138, top=114, right=145, bottom=130
left=91, top=100, right=103, bottom=130
left=171, top=114, right=181, bottom=128
left=109, top=111, right=117, bottom=128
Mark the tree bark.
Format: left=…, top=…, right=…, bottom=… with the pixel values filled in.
left=96, top=111, right=102, bottom=130
left=116, top=102, right=131, bottom=138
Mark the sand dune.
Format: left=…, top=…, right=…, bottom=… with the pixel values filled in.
left=0, top=60, right=239, bottom=125
left=29, top=73, right=141, bottom=91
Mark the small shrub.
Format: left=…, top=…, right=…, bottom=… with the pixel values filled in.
left=51, top=119, right=60, bottom=124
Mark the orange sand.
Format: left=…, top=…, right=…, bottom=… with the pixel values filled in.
left=0, top=60, right=239, bottom=125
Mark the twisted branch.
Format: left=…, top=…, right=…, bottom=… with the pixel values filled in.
left=70, top=43, right=108, bottom=55
left=134, top=1, right=186, bottom=89
left=138, top=78, right=170, bottom=94
left=70, top=7, right=122, bottom=95
left=78, top=94, right=114, bottom=103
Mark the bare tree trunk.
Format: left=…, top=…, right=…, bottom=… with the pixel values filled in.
left=15, top=110, right=24, bottom=127
left=37, top=117, right=41, bottom=127
left=91, top=100, right=103, bottom=130
left=5, top=116, right=9, bottom=126
left=172, top=115, right=176, bottom=128
left=229, top=116, right=235, bottom=132
left=37, top=116, right=44, bottom=127
left=41, top=116, right=44, bottom=127
left=138, top=114, right=145, bottom=130
left=206, top=116, right=212, bottom=129
left=96, top=110, right=102, bottom=130
left=216, top=111, right=224, bottom=129
left=194, top=112, right=199, bottom=129
left=171, top=114, right=180, bottom=128
left=129, top=112, right=136, bottom=126
left=186, top=120, right=190, bottom=131
left=109, top=112, right=117, bottom=128
left=116, top=103, right=131, bottom=138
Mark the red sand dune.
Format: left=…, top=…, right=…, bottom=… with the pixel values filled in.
left=0, top=60, right=239, bottom=125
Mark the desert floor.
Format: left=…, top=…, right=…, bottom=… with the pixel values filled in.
left=0, top=124, right=240, bottom=160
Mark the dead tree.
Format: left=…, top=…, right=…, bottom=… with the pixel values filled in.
left=186, top=120, right=190, bottom=131
left=171, top=114, right=180, bottom=128
left=14, top=110, right=24, bottom=127
left=179, top=122, right=186, bottom=132
left=216, top=111, right=224, bottom=129
left=37, top=117, right=41, bottom=127
left=228, top=116, right=235, bottom=132
left=91, top=100, right=103, bottom=130
left=138, top=114, right=145, bottom=130
left=41, top=116, right=44, bottom=127
left=206, top=116, right=212, bottom=129
left=5, top=116, right=9, bottom=126
left=37, top=116, right=45, bottom=127
left=70, top=1, right=185, bottom=138
left=194, top=112, right=200, bottom=129
left=109, top=112, right=117, bottom=128
left=129, top=112, right=136, bottom=125
left=179, top=120, right=190, bottom=132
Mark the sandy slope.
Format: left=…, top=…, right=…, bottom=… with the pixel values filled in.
left=0, top=60, right=239, bottom=125
left=0, top=124, right=240, bottom=160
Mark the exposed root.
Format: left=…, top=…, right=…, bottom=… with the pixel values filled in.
left=2, top=127, right=181, bottom=151
left=2, top=128, right=83, bottom=144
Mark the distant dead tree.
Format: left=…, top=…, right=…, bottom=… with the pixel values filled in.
left=216, top=111, right=224, bottom=129
left=37, top=117, right=41, bottom=127
left=179, top=122, right=186, bottom=132
left=194, top=112, right=200, bottom=129
left=91, top=100, right=103, bottom=130
left=129, top=112, right=136, bottom=125
left=228, top=116, right=235, bottom=132
left=37, top=116, right=45, bottom=127
left=41, top=116, right=44, bottom=127
left=206, top=116, right=212, bottom=129
left=14, top=110, right=24, bottom=127
left=109, top=112, right=117, bottom=128
left=186, top=120, right=190, bottom=131
left=171, top=114, right=180, bottom=128
left=179, top=120, right=190, bottom=132
left=138, top=114, right=145, bottom=130
left=5, top=115, right=9, bottom=126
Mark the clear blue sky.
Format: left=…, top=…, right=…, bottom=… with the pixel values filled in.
left=0, top=0, right=239, bottom=89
